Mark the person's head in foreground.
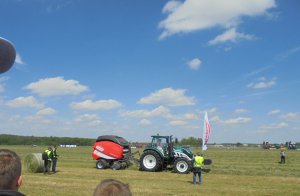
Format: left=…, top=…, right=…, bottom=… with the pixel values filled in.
left=0, top=149, right=23, bottom=191
left=94, top=179, right=132, bottom=196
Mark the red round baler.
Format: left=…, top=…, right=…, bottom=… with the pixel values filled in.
left=92, top=135, right=132, bottom=170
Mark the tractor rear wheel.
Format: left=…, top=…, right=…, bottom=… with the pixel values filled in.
left=173, top=158, right=191, bottom=174
left=140, top=151, right=162, bottom=172
left=96, top=159, right=109, bottom=169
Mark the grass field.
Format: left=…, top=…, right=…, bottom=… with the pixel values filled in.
left=2, top=145, right=300, bottom=195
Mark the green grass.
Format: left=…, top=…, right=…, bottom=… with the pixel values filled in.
left=1, top=145, right=300, bottom=195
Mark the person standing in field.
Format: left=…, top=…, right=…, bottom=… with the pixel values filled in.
left=51, top=145, right=58, bottom=173
left=43, top=147, right=53, bottom=174
left=280, top=150, right=286, bottom=164
left=0, top=149, right=25, bottom=196
left=192, top=152, right=204, bottom=185
left=93, top=179, right=132, bottom=196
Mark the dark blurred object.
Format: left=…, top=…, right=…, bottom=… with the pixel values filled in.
left=0, top=37, right=16, bottom=74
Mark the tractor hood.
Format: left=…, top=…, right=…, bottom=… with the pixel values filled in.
left=173, top=146, right=194, bottom=159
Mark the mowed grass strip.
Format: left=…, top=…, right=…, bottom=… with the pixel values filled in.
left=2, top=145, right=299, bottom=195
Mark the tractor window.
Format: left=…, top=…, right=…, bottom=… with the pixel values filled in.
left=152, top=137, right=169, bottom=156
left=152, top=137, right=167, bottom=148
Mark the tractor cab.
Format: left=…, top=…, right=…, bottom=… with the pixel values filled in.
left=149, top=135, right=173, bottom=158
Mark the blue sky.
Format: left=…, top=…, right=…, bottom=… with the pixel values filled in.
left=0, top=0, right=299, bottom=143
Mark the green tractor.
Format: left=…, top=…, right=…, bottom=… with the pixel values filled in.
left=139, top=135, right=194, bottom=174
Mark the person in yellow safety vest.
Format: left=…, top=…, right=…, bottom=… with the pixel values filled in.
left=44, top=146, right=53, bottom=174
left=52, top=145, right=59, bottom=173
left=192, top=152, right=204, bottom=185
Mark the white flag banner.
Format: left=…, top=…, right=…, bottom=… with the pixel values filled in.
left=202, top=112, right=211, bottom=151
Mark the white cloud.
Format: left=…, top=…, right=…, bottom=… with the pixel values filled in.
left=72, top=114, right=102, bottom=127
left=0, top=77, right=9, bottom=82
left=25, top=77, right=88, bottom=97
left=182, top=113, right=198, bottom=120
left=138, top=119, right=152, bottom=125
left=268, top=109, right=280, bottom=115
left=279, top=46, right=300, bottom=60
left=260, top=122, right=288, bottom=129
left=210, top=115, right=220, bottom=123
left=142, top=111, right=198, bottom=127
left=224, top=47, right=232, bottom=52
left=235, top=108, right=250, bottom=113
left=120, top=105, right=170, bottom=119
left=70, top=99, right=122, bottom=111
left=162, top=0, right=182, bottom=13
left=0, top=76, right=9, bottom=93
left=169, top=120, right=187, bottom=126
left=15, top=53, right=25, bottom=65
left=187, top=58, right=202, bottom=70
left=245, top=65, right=272, bottom=78
left=36, top=107, right=56, bottom=116
left=247, top=77, right=277, bottom=89
left=222, top=117, right=252, bottom=125
left=121, top=106, right=199, bottom=129
left=208, top=28, right=256, bottom=45
left=0, top=84, right=4, bottom=93
left=280, top=113, right=300, bottom=122
left=24, top=115, right=52, bottom=124
left=45, top=1, right=72, bottom=13
left=138, top=87, right=196, bottom=106
left=169, top=112, right=198, bottom=122
left=207, top=107, right=218, bottom=114
left=159, top=0, right=276, bottom=40
left=6, top=96, right=44, bottom=109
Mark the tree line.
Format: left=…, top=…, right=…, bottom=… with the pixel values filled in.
left=0, top=134, right=95, bottom=146
left=175, top=137, right=203, bottom=146
left=3, top=134, right=297, bottom=148
left=0, top=134, right=204, bottom=147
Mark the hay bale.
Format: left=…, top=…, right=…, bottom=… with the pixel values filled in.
left=24, top=153, right=44, bottom=173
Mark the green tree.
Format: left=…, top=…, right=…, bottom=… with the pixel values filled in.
left=179, top=137, right=201, bottom=146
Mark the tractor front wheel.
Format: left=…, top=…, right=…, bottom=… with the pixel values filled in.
left=140, top=151, right=162, bottom=172
left=173, top=158, right=191, bottom=174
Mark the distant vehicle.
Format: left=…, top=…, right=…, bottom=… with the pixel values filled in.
left=262, top=141, right=280, bottom=149
left=286, top=141, right=298, bottom=150
left=263, top=141, right=298, bottom=150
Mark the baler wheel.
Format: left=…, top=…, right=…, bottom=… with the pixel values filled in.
left=96, top=159, right=108, bottom=169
